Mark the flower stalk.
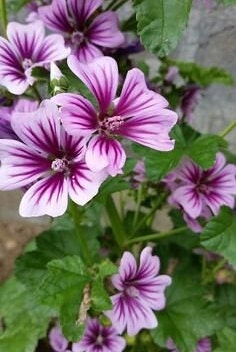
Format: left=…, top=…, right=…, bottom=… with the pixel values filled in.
left=106, top=195, right=126, bottom=248
left=0, top=0, right=7, bottom=37
left=219, top=120, right=236, bottom=138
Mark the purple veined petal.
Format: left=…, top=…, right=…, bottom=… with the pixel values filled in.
left=74, top=41, right=103, bottom=63
left=11, top=99, right=61, bottom=156
left=207, top=165, right=236, bottom=193
left=53, top=93, right=98, bottom=136
left=36, top=33, right=70, bottom=63
left=0, top=139, right=50, bottom=190
left=136, top=247, right=160, bottom=279
left=13, top=98, right=39, bottom=112
left=85, top=135, right=126, bottom=176
left=0, top=37, right=29, bottom=95
left=177, top=158, right=202, bottom=184
left=118, top=251, right=137, bottom=281
left=49, top=326, right=69, bottom=352
left=183, top=212, right=203, bottom=233
left=19, top=173, right=68, bottom=217
left=172, top=185, right=203, bottom=219
left=0, top=106, right=17, bottom=139
left=68, top=55, right=118, bottom=113
left=67, top=0, right=103, bottom=24
left=114, top=68, right=169, bottom=117
left=203, top=152, right=226, bottom=179
left=87, top=11, right=124, bottom=48
left=202, top=191, right=235, bottom=215
left=60, top=129, right=87, bottom=161
left=67, top=161, right=107, bottom=206
left=38, top=0, right=72, bottom=33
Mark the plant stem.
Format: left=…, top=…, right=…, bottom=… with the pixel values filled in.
left=31, top=85, right=42, bottom=101
left=132, top=192, right=167, bottom=235
left=132, top=185, right=143, bottom=229
left=106, top=195, right=126, bottom=248
left=105, top=0, right=127, bottom=10
left=219, top=120, right=236, bottom=138
left=126, top=226, right=187, bottom=245
left=69, top=202, right=92, bottom=265
left=0, top=0, right=7, bottom=37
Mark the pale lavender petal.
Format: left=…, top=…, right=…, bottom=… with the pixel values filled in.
left=53, top=93, right=98, bottom=136
left=0, top=107, right=17, bottom=139
left=67, top=55, right=118, bottom=113
left=74, top=42, right=103, bottom=63
left=137, top=247, right=160, bottom=278
left=36, top=34, right=70, bottom=62
left=19, top=173, right=68, bottom=217
left=118, top=251, right=137, bottom=281
left=196, top=337, right=212, bottom=352
left=13, top=98, right=39, bottom=112
left=67, top=0, right=103, bottom=24
left=203, top=191, right=235, bottom=215
left=177, top=159, right=202, bottom=184
left=11, top=100, right=61, bottom=156
left=49, top=326, right=69, bottom=352
left=7, top=21, right=44, bottom=60
left=0, top=139, right=50, bottom=190
left=172, top=185, right=203, bottom=218
left=60, top=131, right=86, bottom=161
left=68, top=161, right=106, bottom=206
left=38, top=0, right=72, bottom=33
left=85, top=135, right=126, bottom=176
left=115, top=68, right=169, bottom=117
left=88, top=12, right=124, bottom=48
left=183, top=213, right=203, bottom=233
left=0, top=37, right=28, bottom=95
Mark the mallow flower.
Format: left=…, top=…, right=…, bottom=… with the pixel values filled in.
left=49, top=326, right=71, bottom=352
left=0, top=100, right=106, bottom=217
left=0, top=21, right=70, bottom=95
left=168, top=153, right=236, bottom=219
left=72, top=318, right=126, bottom=352
left=38, top=0, right=124, bottom=62
left=166, top=337, right=212, bottom=352
left=105, top=247, right=171, bottom=336
left=53, top=56, right=178, bottom=176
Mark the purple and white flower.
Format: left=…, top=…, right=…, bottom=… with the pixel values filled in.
left=38, top=0, right=124, bottom=62
left=72, top=318, right=126, bottom=352
left=49, top=326, right=71, bottom=352
left=0, top=21, right=70, bottom=95
left=105, top=247, right=171, bottom=336
left=53, top=56, right=178, bottom=176
left=0, top=100, right=106, bottom=217
left=168, top=153, right=236, bottom=219
left=167, top=337, right=212, bottom=352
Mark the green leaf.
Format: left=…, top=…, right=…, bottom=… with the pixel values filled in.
left=187, top=134, right=225, bottom=169
left=214, top=328, right=236, bottom=352
left=98, top=259, right=118, bottom=278
left=217, top=0, right=236, bottom=4
left=134, top=0, right=192, bottom=57
left=200, top=207, right=236, bottom=267
left=0, top=328, right=39, bottom=352
left=151, top=275, right=224, bottom=352
left=171, top=60, right=234, bottom=87
left=7, top=0, right=32, bottom=12
left=215, top=284, right=236, bottom=330
left=91, top=279, right=112, bottom=311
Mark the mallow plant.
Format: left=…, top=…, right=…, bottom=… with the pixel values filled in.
left=0, top=0, right=235, bottom=351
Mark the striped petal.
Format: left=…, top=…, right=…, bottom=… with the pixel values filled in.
left=53, top=93, right=98, bottom=136
left=68, top=55, right=118, bottom=113
left=0, top=139, right=50, bottom=190
left=11, top=100, right=61, bottom=156
left=74, top=41, right=103, bottom=63
left=67, top=0, right=103, bottom=24
left=19, top=173, right=68, bottom=217
left=172, top=185, right=203, bottom=218
left=38, top=0, right=72, bottom=33
left=36, top=34, right=70, bottom=63
left=88, top=12, right=124, bottom=48
left=85, top=135, right=126, bottom=176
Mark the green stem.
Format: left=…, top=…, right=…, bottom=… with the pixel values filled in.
left=132, top=192, right=167, bottom=236
left=132, top=185, right=143, bottom=229
left=219, top=120, right=236, bottom=138
left=0, top=0, right=7, bottom=37
left=31, top=85, right=42, bottom=101
left=69, top=202, right=92, bottom=265
left=106, top=195, right=126, bottom=248
left=105, top=0, right=127, bottom=10
left=126, top=226, right=187, bottom=245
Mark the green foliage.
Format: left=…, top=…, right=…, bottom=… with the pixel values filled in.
left=134, top=0, right=192, bottom=57
left=7, top=0, right=32, bottom=12
left=151, top=273, right=224, bottom=352
left=215, top=284, right=236, bottom=330
left=217, top=0, right=236, bottom=4
left=201, top=207, right=236, bottom=266
left=214, top=328, right=236, bottom=352
left=170, top=60, right=234, bottom=87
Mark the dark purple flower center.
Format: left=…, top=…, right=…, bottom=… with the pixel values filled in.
left=196, top=183, right=209, bottom=194
left=95, top=334, right=104, bottom=346
left=51, top=158, right=69, bottom=173
left=71, top=31, right=85, bottom=46
left=22, top=58, right=33, bottom=70
left=99, top=115, right=124, bottom=135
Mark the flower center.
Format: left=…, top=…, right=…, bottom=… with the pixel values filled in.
left=22, top=58, right=33, bottom=70
left=99, top=115, right=124, bottom=135
left=71, top=31, right=84, bottom=46
left=125, top=286, right=139, bottom=297
left=51, top=158, right=69, bottom=173
left=197, top=183, right=208, bottom=193
left=95, top=334, right=104, bottom=346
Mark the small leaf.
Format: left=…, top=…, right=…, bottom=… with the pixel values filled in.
left=200, top=207, right=236, bottom=266
left=98, top=259, right=118, bottom=278
left=214, top=328, right=236, bottom=352
left=91, top=279, right=112, bottom=311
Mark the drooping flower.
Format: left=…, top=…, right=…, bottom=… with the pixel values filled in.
left=166, top=337, right=212, bottom=352
left=168, top=153, right=236, bottom=219
left=0, top=98, right=38, bottom=139
left=0, top=100, right=106, bottom=217
left=49, top=326, right=71, bottom=352
left=38, top=0, right=124, bottom=63
left=131, top=160, right=147, bottom=188
left=105, top=247, right=171, bottom=336
left=180, top=84, right=202, bottom=123
left=0, top=21, right=70, bottom=95
left=53, top=56, right=178, bottom=176
left=72, top=318, right=126, bottom=352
